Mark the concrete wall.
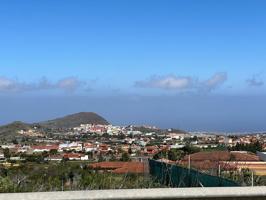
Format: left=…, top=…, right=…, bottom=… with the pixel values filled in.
left=257, top=152, right=266, bottom=161
left=1, top=187, right=266, bottom=200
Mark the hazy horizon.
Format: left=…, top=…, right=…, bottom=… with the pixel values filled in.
left=1, top=94, right=266, bottom=133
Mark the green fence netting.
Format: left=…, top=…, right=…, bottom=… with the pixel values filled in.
left=149, top=159, right=239, bottom=187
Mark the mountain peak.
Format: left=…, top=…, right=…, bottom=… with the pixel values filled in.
left=39, top=112, right=109, bottom=129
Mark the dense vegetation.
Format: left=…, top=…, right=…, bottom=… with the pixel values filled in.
left=229, top=141, right=262, bottom=153
left=153, top=145, right=201, bottom=161
left=0, top=161, right=160, bottom=193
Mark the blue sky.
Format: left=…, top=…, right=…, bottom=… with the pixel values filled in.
left=0, top=0, right=266, bottom=131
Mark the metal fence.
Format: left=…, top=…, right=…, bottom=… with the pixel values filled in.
left=149, top=159, right=239, bottom=187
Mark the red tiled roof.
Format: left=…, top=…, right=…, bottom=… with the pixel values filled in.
left=231, top=152, right=260, bottom=161
left=179, top=160, right=237, bottom=171
left=63, top=153, right=84, bottom=159
left=182, top=151, right=260, bottom=162
left=84, top=143, right=95, bottom=148
left=89, top=162, right=145, bottom=174
left=180, top=151, right=260, bottom=170
left=146, top=146, right=158, bottom=151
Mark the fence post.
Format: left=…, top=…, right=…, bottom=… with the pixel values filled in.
left=251, top=171, right=254, bottom=187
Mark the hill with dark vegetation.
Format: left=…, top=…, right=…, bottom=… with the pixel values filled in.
left=0, top=112, right=109, bottom=140
left=38, top=112, right=109, bottom=129
left=0, top=121, right=31, bottom=139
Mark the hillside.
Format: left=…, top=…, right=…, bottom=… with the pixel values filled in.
left=0, top=121, right=31, bottom=139
left=38, top=112, right=109, bottom=129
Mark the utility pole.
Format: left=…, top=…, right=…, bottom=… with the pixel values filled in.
left=251, top=171, right=254, bottom=187
left=218, top=164, right=221, bottom=177
left=188, top=155, right=191, bottom=171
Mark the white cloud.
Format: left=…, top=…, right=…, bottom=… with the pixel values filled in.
left=0, top=76, right=86, bottom=93
left=135, top=75, right=193, bottom=90
left=0, top=77, right=33, bottom=92
left=247, top=76, right=264, bottom=87
left=37, top=77, right=54, bottom=90
left=0, top=77, right=16, bottom=91
left=201, top=72, right=228, bottom=92
left=57, top=77, right=82, bottom=91
left=135, top=72, right=228, bottom=93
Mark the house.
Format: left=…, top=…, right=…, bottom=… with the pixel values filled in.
left=98, top=144, right=111, bottom=154
left=1, top=144, right=16, bottom=149
left=195, top=144, right=218, bottom=149
left=84, top=143, right=97, bottom=152
left=168, top=133, right=186, bottom=140
left=0, top=151, right=5, bottom=160
left=90, top=125, right=106, bottom=134
left=63, top=153, right=88, bottom=161
left=31, top=145, right=59, bottom=153
left=130, top=144, right=141, bottom=153
left=180, top=151, right=260, bottom=171
left=121, top=144, right=130, bottom=153
left=81, top=155, right=89, bottom=161
left=17, top=145, right=31, bottom=153
left=59, top=142, right=82, bottom=152
left=10, top=157, right=24, bottom=161
left=170, top=144, right=185, bottom=150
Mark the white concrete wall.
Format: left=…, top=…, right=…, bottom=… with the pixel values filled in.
left=0, top=187, right=266, bottom=200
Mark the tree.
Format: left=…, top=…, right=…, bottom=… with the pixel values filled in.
left=229, top=142, right=262, bottom=153
left=128, top=147, right=133, bottom=155
left=121, top=152, right=131, bottom=162
left=12, top=139, right=18, bottom=145
left=168, top=149, right=184, bottom=161
left=42, top=151, right=49, bottom=158
left=3, top=148, right=10, bottom=159
left=182, top=145, right=201, bottom=155
left=68, top=171, right=74, bottom=187
left=153, top=150, right=167, bottom=160
left=0, top=168, right=8, bottom=177
left=117, top=134, right=126, bottom=140
left=50, top=149, right=58, bottom=155
left=60, top=173, right=67, bottom=191
left=0, top=176, right=14, bottom=192
left=109, top=154, right=117, bottom=161
left=98, top=153, right=105, bottom=162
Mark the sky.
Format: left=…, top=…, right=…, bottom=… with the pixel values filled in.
left=0, top=0, right=266, bottom=132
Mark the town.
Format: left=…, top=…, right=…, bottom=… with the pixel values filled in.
left=1, top=113, right=266, bottom=192
left=1, top=123, right=265, bottom=163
